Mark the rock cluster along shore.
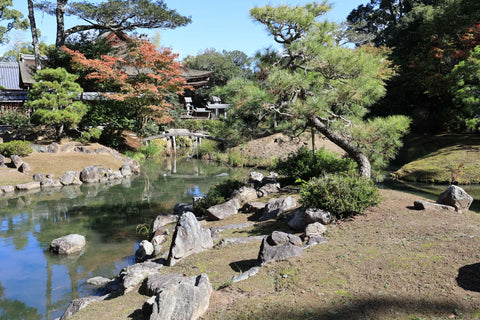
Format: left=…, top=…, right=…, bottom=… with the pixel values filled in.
left=54, top=171, right=473, bottom=320
left=58, top=171, right=335, bottom=320
left=0, top=142, right=141, bottom=195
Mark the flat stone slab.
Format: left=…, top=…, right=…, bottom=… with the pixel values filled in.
left=216, top=236, right=265, bottom=247
left=414, top=200, right=456, bottom=213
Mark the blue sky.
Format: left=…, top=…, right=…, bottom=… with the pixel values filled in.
left=9, top=0, right=366, bottom=60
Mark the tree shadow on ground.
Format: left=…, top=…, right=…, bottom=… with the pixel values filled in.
left=229, top=259, right=259, bottom=273
left=242, top=297, right=469, bottom=320
left=457, top=263, right=480, bottom=292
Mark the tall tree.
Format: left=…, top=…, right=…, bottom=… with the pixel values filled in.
left=37, top=0, right=191, bottom=46
left=64, top=40, right=187, bottom=131
left=27, top=0, right=41, bottom=70
left=0, top=0, right=29, bottom=44
left=221, top=2, right=410, bottom=178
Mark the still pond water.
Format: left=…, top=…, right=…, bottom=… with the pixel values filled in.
left=0, top=158, right=245, bottom=320
left=1, top=158, right=480, bottom=320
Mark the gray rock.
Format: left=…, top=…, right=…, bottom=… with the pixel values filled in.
left=18, top=162, right=31, bottom=173
left=135, top=240, right=155, bottom=262
left=0, top=154, right=5, bottom=167
left=41, top=178, right=62, bottom=188
left=50, top=234, right=86, bottom=255
left=249, top=172, right=264, bottom=185
left=206, top=198, right=238, bottom=220
left=167, top=212, right=213, bottom=266
left=60, top=171, right=82, bottom=186
left=210, top=222, right=253, bottom=233
left=61, top=143, right=77, bottom=152
left=147, top=273, right=212, bottom=320
left=1, top=185, right=14, bottom=193
left=231, top=186, right=258, bottom=207
left=232, top=267, right=259, bottom=283
left=216, top=236, right=265, bottom=247
left=46, top=173, right=54, bottom=179
left=32, top=173, right=44, bottom=181
left=437, top=185, right=473, bottom=212
left=107, top=171, right=122, bottom=180
left=258, top=231, right=304, bottom=265
left=305, top=222, right=327, bottom=237
left=260, top=196, right=297, bottom=221
left=29, top=144, right=48, bottom=153
left=303, top=208, right=334, bottom=225
left=256, top=183, right=281, bottom=197
left=414, top=200, right=456, bottom=212
left=173, top=203, right=193, bottom=216
left=16, top=181, right=41, bottom=191
left=10, top=155, right=23, bottom=168
left=80, top=165, right=100, bottom=183
left=306, top=236, right=328, bottom=247
left=48, top=142, right=60, bottom=153
left=120, top=261, right=163, bottom=293
left=74, top=146, right=93, bottom=153
left=120, top=164, right=132, bottom=177
left=242, top=201, right=267, bottom=214
left=287, top=208, right=306, bottom=231
left=87, top=276, right=112, bottom=287
left=151, top=234, right=166, bottom=255
left=59, top=295, right=108, bottom=320
left=152, top=214, right=179, bottom=234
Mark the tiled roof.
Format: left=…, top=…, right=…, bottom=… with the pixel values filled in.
left=0, top=62, right=21, bottom=90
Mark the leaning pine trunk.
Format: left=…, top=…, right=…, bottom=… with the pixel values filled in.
left=310, top=115, right=371, bottom=178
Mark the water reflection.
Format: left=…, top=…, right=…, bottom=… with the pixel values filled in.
left=0, top=158, right=236, bottom=320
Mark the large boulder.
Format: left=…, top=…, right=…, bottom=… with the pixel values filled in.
left=305, top=222, right=327, bottom=237
left=48, top=142, right=60, bottom=153
left=32, top=173, right=45, bottom=182
left=260, top=196, right=297, bottom=221
left=258, top=231, right=303, bottom=265
left=256, top=183, right=281, bottom=198
left=152, top=214, right=179, bottom=234
left=248, top=171, right=264, bottom=188
left=144, top=273, right=212, bottom=320
left=80, top=166, right=100, bottom=183
left=60, top=171, right=82, bottom=186
left=167, top=212, right=213, bottom=266
left=437, top=185, right=473, bottom=212
left=50, top=234, right=86, bottom=255
left=303, top=208, right=334, bottom=225
left=205, top=198, right=239, bottom=220
left=59, top=295, right=108, bottom=320
left=120, top=261, right=163, bottom=293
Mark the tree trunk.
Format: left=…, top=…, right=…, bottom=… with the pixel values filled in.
left=56, top=0, right=68, bottom=46
left=27, top=0, right=41, bottom=70
left=310, top=115, right=371, bottom=178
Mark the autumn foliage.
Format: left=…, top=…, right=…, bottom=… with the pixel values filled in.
left=63, top=40, right=188, bottom=128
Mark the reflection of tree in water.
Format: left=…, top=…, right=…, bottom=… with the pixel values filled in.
left=0, top=282, right=42, bottom=320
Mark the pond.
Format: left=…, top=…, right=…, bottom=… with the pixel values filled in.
left=0, top=158, right=244, bottom=320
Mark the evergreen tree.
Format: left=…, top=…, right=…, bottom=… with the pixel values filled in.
left=25, top=67, right=87, bottom=140
left=221, top=2, right=410, bottom=178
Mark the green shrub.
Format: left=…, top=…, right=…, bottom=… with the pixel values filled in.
left=299, top=173, right=381, bottom=219
left=0, top=111, right=30, bottom=128
left=196, top=139, right=220, bottom=157
left=273, top=146, right=356, bottom=182
left=79, top=127, right=102, bottom=143
left=193, top=179, right=246, bottom=216
left=0, top=140, right=33, bottom=157
left=141, top=143, right=161, bottom=159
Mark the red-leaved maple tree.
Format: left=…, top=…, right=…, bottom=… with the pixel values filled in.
left=63, top=40, right=188, bottom=129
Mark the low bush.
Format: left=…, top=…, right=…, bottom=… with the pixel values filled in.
left=79, top=127, right=102, bottom=143
left=273, top=146, right=356, bottom=182
left=193, top=179, right=246, bottom=216
left=0, top=111, right=30, bottom=129
left=0, top=140, right=33, bottom=157
left=299, top=173, right=381, bottom=219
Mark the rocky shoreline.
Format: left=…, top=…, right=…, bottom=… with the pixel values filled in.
left=0, top=141, right=140, bottom=197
